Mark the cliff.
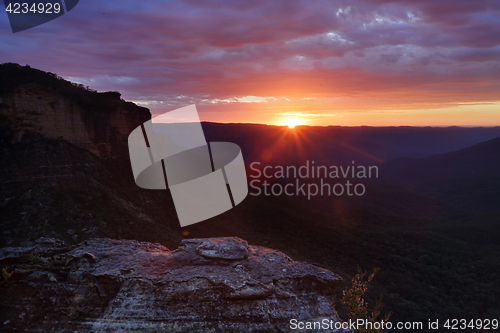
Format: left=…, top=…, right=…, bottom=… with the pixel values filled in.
left=0, top=237, right=349, bottom=333
left=0, top=63, right=150, bottom=160
left=0, top=64, right=182, bottom=248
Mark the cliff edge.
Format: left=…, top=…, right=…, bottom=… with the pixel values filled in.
left=0, top=237, right=348, bottom=332
left=0, top=64, right=179, bottom=248
left=0, top=63, right=150, bottom=160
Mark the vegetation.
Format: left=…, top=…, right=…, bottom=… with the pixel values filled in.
left=341, top=268, right=392, bottom=333
left=1, top=267, right=13, bottom=283
left=0, top=64, right=498, bottom=332
left=28, top=253, right=45, bottom=264
left=187, top=193, right=500, bottom=333
left=0, top=62, right=94, bottom=94
left=0, top=62, right=128, bottom=115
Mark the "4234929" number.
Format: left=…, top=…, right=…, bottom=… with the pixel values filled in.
left=5, top=2, right=61, bottom=14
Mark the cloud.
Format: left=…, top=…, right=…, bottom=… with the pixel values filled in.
left=1, top=0, right=500, bottom=123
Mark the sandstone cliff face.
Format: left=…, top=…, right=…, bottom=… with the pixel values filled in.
left=0, top=82, right=150, bottom=160
left=0, top=237, right=349, bottom=333
left=0, top=72, right=153, bottom=218
left=0, top=134, right=182, bottom=247
left=0, top=66, right=182, bottom=249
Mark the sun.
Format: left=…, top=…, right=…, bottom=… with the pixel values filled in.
left=285, top=118, right=299, bottom=129
left=279, top=116, right=305, bottom=128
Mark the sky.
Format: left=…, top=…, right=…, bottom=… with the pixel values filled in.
left=1, top=0, right=500, bottom=126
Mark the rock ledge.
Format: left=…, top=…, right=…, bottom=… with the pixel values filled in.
left=0, top=237, right=348, bottom=332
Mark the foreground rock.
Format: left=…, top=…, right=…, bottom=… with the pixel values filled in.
left=0, top=237, right=349, bottom=332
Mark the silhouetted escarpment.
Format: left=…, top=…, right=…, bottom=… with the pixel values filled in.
left=0, top=64, right=179, bottom=248
left=0, top=63, right=150, bottom=160
left=0, top=237, right=349, bottom=333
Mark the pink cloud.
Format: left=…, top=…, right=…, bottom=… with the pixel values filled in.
left=1, top=0, right=499, bottom=124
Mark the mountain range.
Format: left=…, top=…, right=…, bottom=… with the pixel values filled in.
left=0, top=63, right=498, bottom=332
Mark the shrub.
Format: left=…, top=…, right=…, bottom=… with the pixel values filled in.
left=341, top=268, right=392, bottom=333
left=1, top=267, right=13, bottom=283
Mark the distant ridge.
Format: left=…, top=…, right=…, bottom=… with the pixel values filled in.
left=382, top=135, right=500, bottom=211
left=201, top=122, right=500, bottom=166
